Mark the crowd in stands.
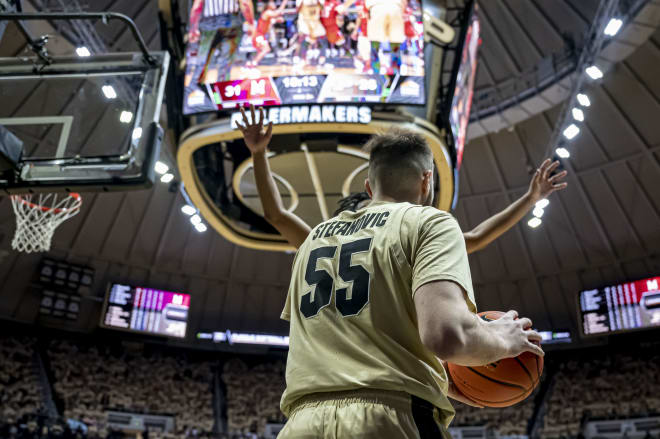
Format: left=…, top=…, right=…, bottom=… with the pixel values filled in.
left=538, top=348, right=660, bottom=439
left=4, top=332, right=660, bottom=439
left=452, top=389, right=538, bottom=437
left=222, top=359, right=286, bottom=438
left=46, top=340, right=216, bottom=438
left=0, top=337, right=44, bottom=426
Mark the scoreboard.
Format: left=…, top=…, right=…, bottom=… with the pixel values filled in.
left=579, top=276, right=660, bottom=335
left=101, top=284, right=190, bottom=338
left=209, top=74, right=424, bottom=109
left=182, top=0, right=427, bottom=114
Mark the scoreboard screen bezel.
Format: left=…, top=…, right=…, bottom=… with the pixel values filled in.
left=182, top=0, right=427, bottom=114
left=99, top=283, right=191, bottom=339
left=577, top=275, right=660, bottom=338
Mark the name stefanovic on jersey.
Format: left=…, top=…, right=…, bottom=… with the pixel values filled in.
left=312, top=212, right=390, bottom=240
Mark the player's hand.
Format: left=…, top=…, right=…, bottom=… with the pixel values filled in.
left=488, top=310, right=545, bottom=359
left=527, top=159, right=568, bottom=202
left=441, top=360, right=484, bottom=408
left=236, top=105, right=273, bottom=155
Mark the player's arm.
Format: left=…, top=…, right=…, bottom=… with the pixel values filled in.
left=236, top=106, right=312, bottom=248
left=239, top=0, right=255, bottom=26
left=415, top=283, right=543, bottom=366
left=463, top=159, right=568, bottom=254
left=276, top=0, right=290, bottom=15
left=409, top=212, right=543, bottom=366
left=336, top=0, right=358, bottom=14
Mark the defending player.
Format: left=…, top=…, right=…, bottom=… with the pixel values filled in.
left=295, top=0, right=326, bottom=64
left=350, top=0, right=372, bottom=71
left=366, top=0, right=408, bottom=74
left=236, top=105, right=568, bottom=251
left=192, top=0, right=256, bottom=83
left=237, top=107, right=545, bottom=437
left=320, top=0, right=346, bottom=57
left=248, top=0, right=290, bottom=67
left=402, top=3, right=422, bottom=57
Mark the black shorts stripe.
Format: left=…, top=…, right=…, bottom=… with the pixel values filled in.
left=410, top=395, right=447, bottom=439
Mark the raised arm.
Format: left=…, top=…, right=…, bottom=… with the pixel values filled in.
left=463, top=159, right=568, bottom=254
left=279, top=0, right=290, bottom=12
left=236, top=106, right=312, bottom=248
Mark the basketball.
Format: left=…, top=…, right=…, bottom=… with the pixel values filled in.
left=447, top=311, right=544, bottom=408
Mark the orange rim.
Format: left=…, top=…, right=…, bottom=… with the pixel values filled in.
left=10, top=193, right=82, bottom=214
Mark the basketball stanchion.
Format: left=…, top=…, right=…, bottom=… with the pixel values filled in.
left=10, top=193, right=83, bottom=253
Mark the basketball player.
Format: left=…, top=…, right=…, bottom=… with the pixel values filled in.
left=237, top=105, right=568, bottom=250
left=402, top=3, right=422, bottom=57
left=320, top=0, right=346, bottom=57
left=236, top=106, right=545, bottom=437
left=349, top=0, right=372, bottom=71
left=193, top=0, right=256, bottom=83
left=248, top=0, right=290, bottom=67
left=366, top=0, right=408, bottom=74
left=295, top=0, right=326, bottom=64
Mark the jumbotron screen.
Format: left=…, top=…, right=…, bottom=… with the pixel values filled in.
left=579, top=276, right=660, bottom=336
left=449, top=3, right=480, bottom=169
left=101, top=284, right=191, bottom=338
left=183, top=0, right=426, bottom=114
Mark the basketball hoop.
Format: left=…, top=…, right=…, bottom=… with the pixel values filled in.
left=10, top=193, right=83, bottom=253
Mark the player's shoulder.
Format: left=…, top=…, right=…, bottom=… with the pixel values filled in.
left=402, top=204, right=458, bottom=224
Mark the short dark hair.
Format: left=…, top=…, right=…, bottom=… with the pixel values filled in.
left=365, top=128, right=433, bottom=194
left=334, top=192, right=371, bottom=216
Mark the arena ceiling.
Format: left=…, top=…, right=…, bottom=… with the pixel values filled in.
left=0, top=0, right=659, bottom=349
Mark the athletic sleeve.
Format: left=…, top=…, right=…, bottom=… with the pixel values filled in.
left=408, top=208, right=476, bottom=312
left=280, top=290, right=291, bottom=322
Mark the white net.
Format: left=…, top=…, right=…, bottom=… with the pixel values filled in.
left=10, top=193, right=82, bottom=253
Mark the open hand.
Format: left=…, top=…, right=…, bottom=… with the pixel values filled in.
left=236, top=105, right=273, bottom=155
left=528, top=159, right=568, bottom=202
left=490, top=310, right=544, bottom=359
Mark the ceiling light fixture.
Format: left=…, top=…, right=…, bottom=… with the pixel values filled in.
left=132, top=127, right=142, bottom=140
left=190, top=214, right=202, bottom=225
left=194, top=223, right=208, bottom=233
left=576, top=94, right=591, bottom=107
left=101, top=85, right=117, bottom=99
left=76, top=46, right=91, bottom=57
left=572, top=108, right=584, bottom=122
left=563, top=124, right=580, bottom=140
left=585, top=65, right=603, bottom=80
left=160, top=173, right=174, bottom=183
left=154, top=161, right=169, bottom=175
left=536, top=199, right=550, bottom=209
left=533, top=206, right=545, bottom=218
left=556, top=147, right=571, bottom=158
left=119, top=111, right=133, bottom=124
left=181, top=205, right=196, bottom=216
left=528, top=217, right=542, bottom=228
left=604, top=18, right=623, bottom=36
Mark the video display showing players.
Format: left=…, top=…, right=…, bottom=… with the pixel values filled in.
left=101, top=284, right=191, bottom=338
left=579, top=276, right=660, bottom=335
left=183, top=0, right=426, bottom=114
left=449, top=4, right=480, bottom=169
